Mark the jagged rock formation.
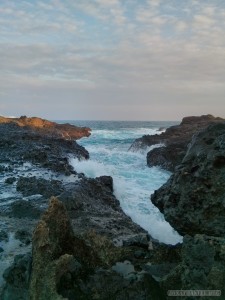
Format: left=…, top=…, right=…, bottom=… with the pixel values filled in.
left=29, top=197, right=99, bottom=300
left=130, top=114, right=225, bottom=171
left=161, top=234, right=225, bottom=298
left=0, top=116, right=91, bottom=140
left=151, top=123, right=225, bottom=237
left=151, top=123, right=225, bottom=297
left=1, top=198, right=170, bottom=300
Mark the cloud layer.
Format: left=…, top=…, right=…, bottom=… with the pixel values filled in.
left=0, top=0, right=225, bottom=120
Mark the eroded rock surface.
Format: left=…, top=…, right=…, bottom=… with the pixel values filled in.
left=151, top=123, right=225, bottom=237
left=2, top=198, right=171, bottom=300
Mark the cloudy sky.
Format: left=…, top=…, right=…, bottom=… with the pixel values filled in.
left=0, top=0, right=225, bottom=120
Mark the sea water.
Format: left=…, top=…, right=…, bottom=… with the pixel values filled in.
left=66, top=120, right=182, bottom=245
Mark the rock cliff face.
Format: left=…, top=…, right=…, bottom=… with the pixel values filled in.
left=0, top=116, right=91, bottom=140
left=130, top=114, right=225, bottom=171
left=151, top=123, right=225, bottom=237
left=151, top=123, right=225, bottom=297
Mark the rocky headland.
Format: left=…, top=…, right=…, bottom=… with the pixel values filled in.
left=1, top=115, right=225, bottom=299
left=0, top=116, right=91, bottom=140
left=130, top=114, right=225, bottom=172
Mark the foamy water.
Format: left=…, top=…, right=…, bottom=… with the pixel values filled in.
left=69, top=120, right=182, bottom=245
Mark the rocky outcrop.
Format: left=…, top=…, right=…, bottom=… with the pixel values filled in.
left=0, top=121, right=89, bottom=175
left=151, top=123, right=225, bottom=237
left=16, top=176, right=63, bottom=198
left=1, top=253, right=32, bottom=300
left=149, top=123, right=225, bottom=297
left=59, top=175, right=147, bottom=239
left=28, top=197, right=99, bottom=300
left=181, top=235, right=225, bottom=294
left=130, top=114, right=225, bottom=171
left=2, top=198, right=171, bottom=300
left=0, top=115, right=91, bottom=140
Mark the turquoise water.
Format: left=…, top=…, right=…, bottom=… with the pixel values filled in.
left=66, top=121, right=182, bottom=245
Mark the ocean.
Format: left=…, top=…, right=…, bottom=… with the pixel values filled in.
left=65, top=120, right=182, bottom=245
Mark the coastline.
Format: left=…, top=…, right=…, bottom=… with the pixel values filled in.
left=0, top=115, right=225, bottom=299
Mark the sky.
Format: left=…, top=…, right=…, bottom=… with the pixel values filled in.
left=0, top=0, right=225, bottom=121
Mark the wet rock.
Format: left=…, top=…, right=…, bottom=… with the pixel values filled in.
left=120, top=233, right=150, bottom=248
left=0, top=121, right=89, bottom=175
left=14, top=230, right=32, bottom=245
left=1, top=253, right=32, bottom=300
left=97, top=175, right=114, bottom=192
left=10, top=200, right=43, bottom=219
left=59, top=177, right=147, bottom=239
left=5, top=177, right=16, bottom=185
left=16, top=176, right=63, bottom=198
left=147, top=142, right=186, bottom=172
left=130, top=114, right=225, bottom=171
left=151, top=123, right=225, bottom=237
left=143, top=263, right=178, bottom=282
left=162, top=235, right=225, bottom=298
left=83, top=268, right=166, bottom=300
left=0, top=230, right=9, bottom=242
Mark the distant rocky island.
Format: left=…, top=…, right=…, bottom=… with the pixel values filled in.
left=0, top=114, right=225, bottom=299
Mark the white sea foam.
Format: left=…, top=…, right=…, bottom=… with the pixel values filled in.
left=71, top=121, right=182, bottom=245
left=71, top=158, right=116, bottom=178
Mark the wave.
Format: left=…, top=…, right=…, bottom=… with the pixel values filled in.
left=72, top=121, right=182, bottom=245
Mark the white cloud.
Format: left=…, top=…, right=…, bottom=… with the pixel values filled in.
left=0, top=0, right=225, bottom=120
left=193, top=14, right=215, bottom=28
left=175, top=21, right=188, bottom=32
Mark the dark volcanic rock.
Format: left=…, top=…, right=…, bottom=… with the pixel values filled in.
left=162, top=234, right=225, bottom=298
left=0, top=121, right=89, bottom=175
left=59, top=176, right=147, bottom=239
left=0, top=115, right=91, bottom=140
left=1, top=253, right=32, bottom=300
left=10, top=200, right=43, bottom=219
left=0, top=230, right=9, bottom=242
left=16, top=176, right=63, bottom=197
left=2, top=198, right=167, bottom=300
left=147, top=142, right=187, bottom=172
left=130, top=114, right=225, bottom=171
left=181, top=234, right=225, bottom=296
left=151, top=123, right=225, bottom=237
left=14, top=230, right=32, bottom=245
left=5, top=177, right=16, bottom=185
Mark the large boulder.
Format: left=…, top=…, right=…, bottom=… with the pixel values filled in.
left=151, top=123, right=225, bottom=237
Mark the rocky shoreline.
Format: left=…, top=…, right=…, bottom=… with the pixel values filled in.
left=130, top=114, right=225, bottom=172
left=0, top=115, right=225, bottom=299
